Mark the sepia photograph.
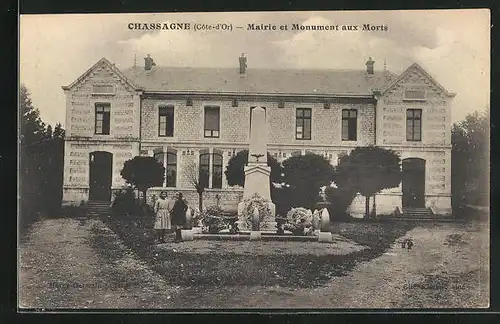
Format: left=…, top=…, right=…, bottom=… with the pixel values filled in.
left=19, top=9, right=490, bottom=309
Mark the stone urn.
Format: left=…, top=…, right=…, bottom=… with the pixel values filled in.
left=185, top=207, right=193, bottom=229
left=251, top=206, right=260, bottom=231
left=320, top=208, right=331, bottom=232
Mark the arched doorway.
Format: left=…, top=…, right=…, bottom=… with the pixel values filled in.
left=402, top=158, right=426, bottom=208
left=89, top=151, right=113, bottom=201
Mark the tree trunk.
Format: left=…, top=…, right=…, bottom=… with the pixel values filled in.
left=198, top=191, right=203, bottom=211
left=143, top=189, right=147, bottom=204
left=365, top=195, right=370, bottom=219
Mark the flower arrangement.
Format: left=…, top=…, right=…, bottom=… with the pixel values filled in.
left=283, top=207, right=314, bottom=236
left=240, top=193, right=273, bottom=230
left=200, top=205, right=225, bottom=234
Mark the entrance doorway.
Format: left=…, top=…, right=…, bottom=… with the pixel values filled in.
left=402, top=158, right=426, bottom=208
left=89, top=151, right=112, bottom=201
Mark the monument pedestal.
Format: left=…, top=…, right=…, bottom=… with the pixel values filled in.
left=236, top=106, right=277, bottom=234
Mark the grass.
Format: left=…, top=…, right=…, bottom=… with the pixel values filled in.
left=101, top=214, right=414, bottom=288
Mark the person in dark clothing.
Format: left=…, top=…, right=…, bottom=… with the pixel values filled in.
left=170, top=192, right=188, bottom=242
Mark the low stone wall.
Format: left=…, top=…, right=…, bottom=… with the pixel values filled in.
left=146, top=187, right=243, bottom=211
left=62, top=187, right=89, bottom=207
left=426, top=195, right=452, bottom=216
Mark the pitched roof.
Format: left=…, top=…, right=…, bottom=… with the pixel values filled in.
left=121, top=66, right=398, bottom=96
left=382, top=63, right=456, bottom=98
left=62, top=57, right=138, bottom=91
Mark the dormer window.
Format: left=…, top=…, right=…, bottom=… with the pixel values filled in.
left=403, top=90, right=427, bottom=101
left=92, top=84, right=115, bottom=95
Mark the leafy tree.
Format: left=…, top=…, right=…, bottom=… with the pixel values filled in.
left=281, top=153, right=335, bottom=210
left=53, top=122, right=65, bottom=138
left=224, top=150, right=282, bottom=187
left=120, top=156, right=165, bottom=204
left=20, top=85, right=47, bottom=145
left=334, top=146, right=401, bottom=219
left=184, top=161, right=206, bottom=211
left=20, top=84, right=48, bottom=227
left=452, top=110, right=489, bottom=207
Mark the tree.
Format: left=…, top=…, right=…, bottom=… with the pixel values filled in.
left=20, top=84, right=46, bottom=145
left=184, top=161, right=206, bottom=211
left=334, top=146, right=401, bottom=219
left=281, top=153, right=335, bottom=210
left=224, top=150, right=282, bottom=187
left=452, top=110, right=489, bottom=207
left=120, top=156, right=165, bottom=204
left=20, top=84, right=47, bottom=227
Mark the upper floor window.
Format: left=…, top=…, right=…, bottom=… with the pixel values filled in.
left=406, top=109, right=422, bottom=141
left=296, top=108, right=311, bottom=140
left=158, top=105, right=174, bottom=137
left=92, top=85, right=115, bottom=95
left=403, top=90, right=427, bottom=101
left=204, top=106, right=220, bottom=138
left=341, top=109, right=357, bottom=141
left=95, top=103, right=110, bottom=135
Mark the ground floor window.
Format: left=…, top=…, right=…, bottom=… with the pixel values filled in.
left=154, top=148, right=178, bottom=187
left=199, top=149, right=223, bottom=189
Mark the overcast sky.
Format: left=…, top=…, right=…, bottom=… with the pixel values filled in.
left=20, top=10, right=490, bottom=127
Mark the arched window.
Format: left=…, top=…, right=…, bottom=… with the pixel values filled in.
left=199, top=149, right=224, bottom=189
left=212, top=150, right=223, bottom=189
left=199, top=150, right=210, bottom=189
left=153, top=148, right=177, bottom=188
left=166, top=150, right=177, bottom=187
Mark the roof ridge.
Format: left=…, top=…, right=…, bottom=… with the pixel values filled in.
left=121, top=66, right=390, bottom=73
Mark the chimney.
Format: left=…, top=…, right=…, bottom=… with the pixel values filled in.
left=239, top=53, right=247, bottom=74
left=366, top=57, right=375, bottom=75
left=144, top=54, right=156, bottom=71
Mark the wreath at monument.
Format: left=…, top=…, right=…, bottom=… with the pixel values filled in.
left=241, top=193, right=273, bottom=230
left=284, top=207, right=314, bottom=236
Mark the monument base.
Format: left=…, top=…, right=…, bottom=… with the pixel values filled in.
left=237, top=201, right=277, bottom=232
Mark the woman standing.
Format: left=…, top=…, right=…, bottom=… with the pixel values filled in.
left=153, top=191, right=171, bottom=243
left=170, top=192, right=188, bottom=242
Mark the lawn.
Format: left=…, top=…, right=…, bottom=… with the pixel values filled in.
left=100, top=214, right=414, bottom=288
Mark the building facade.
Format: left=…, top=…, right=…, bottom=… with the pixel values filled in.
left=61, top=55, right=455, bottom=216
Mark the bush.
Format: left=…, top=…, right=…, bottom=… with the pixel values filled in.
left=112, top=187, right=139, bottom=218
left=201, top=205, right=225, bottom=234
left=325, top=187, right=356, bottom=221
left=283, top=207, right=314, bottom=236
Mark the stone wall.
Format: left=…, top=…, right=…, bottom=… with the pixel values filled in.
left=146, top=187, right=243, bottom=212
left=64, top=60, right=140, bottom=140
left=140, top=97, right=376, bottom=146
left=62, top=140, right=140, bottom=203
left=377, top=65, right=452, bottom=147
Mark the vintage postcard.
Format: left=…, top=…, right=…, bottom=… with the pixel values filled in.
left=19, top=9, right=490, bottom=310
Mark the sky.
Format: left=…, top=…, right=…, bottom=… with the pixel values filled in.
left=20, top=10, right=490, bottom=127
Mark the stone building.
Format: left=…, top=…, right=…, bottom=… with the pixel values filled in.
left=61, top=54, right=454, bottom=216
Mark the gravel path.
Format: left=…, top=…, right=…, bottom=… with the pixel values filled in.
left=19, top=218, right=179, bottom=309
left=19, top=218, right=489, bottom=309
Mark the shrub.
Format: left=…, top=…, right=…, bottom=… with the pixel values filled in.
left=201, top=205, right=225, bottom=234
left=324, top=187, right=356, bottom=221
left=112, top=187, right=138, bottom=218
left=284, top=207, right=314, bottom=236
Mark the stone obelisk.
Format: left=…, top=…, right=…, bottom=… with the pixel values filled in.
left=237, top=107, right=276, bottom=232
